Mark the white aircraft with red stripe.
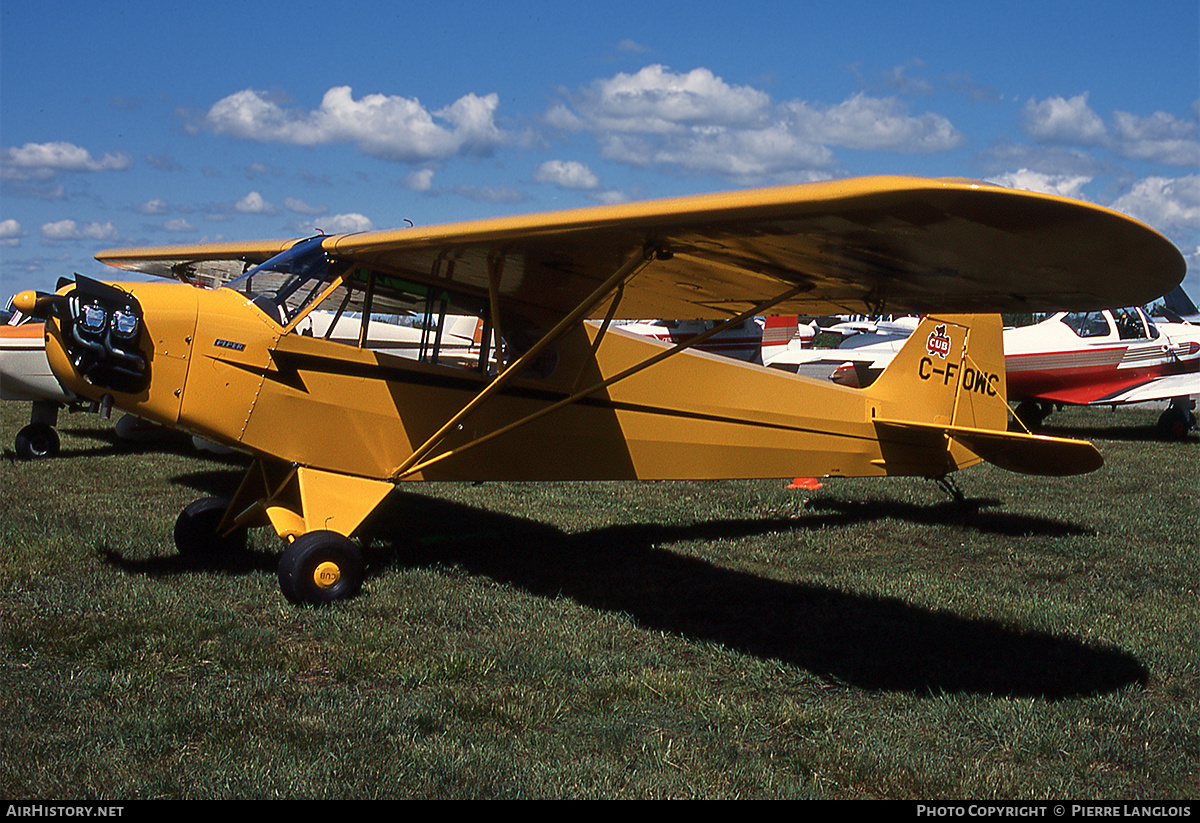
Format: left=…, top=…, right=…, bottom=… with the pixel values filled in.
left=1004, top=305, right=1199, bottom=436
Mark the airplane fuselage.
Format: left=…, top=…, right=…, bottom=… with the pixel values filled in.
left=40, top=277, right=1011, bottom=487
left=1004, top=309, right=1200, bottom=406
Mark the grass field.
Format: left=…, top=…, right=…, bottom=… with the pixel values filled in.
left=1, top=400, right=1196, bottom=799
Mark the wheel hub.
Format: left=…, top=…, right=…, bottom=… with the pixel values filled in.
left=313, top=561, right=341, bottom=589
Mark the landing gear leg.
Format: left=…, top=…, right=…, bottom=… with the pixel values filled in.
left=1013, top=401, right=1048, bottom=431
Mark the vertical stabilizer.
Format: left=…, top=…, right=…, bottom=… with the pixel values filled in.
left=864, top=313, right=1009, bottom=432
left=865, top=314, right=1101, bottom=476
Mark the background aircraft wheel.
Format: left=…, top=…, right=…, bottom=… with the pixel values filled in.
left=1156, top=406, right=1196, bottom=440
left=277, top=531, right=364, bottom=606
left=1014, top=401, right=1047, bottom=430
left=174, top=496, right=247, bottom=557
left=14, top=423, right=60, bottom=460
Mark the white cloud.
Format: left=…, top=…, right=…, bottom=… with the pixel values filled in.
left=550, top=65, right=963, bottom=183
left=986, top=169, right=1094, bottom=200
left=162, top=218, right=194, bottom=233
left=1019, top=96, right=1199, bottom=167
left=204, top=86, right=507, bottom=163
left=235, top=191, right=276, bottom=215
left=317, top=213, right=374, bottom=234
left=534, top=160, right=600, bottom=190
left=784, top=94, right=963, bottom=152
left=1110, top=110, right=1200, bottom=166
left=403, top=169, right=435, bottom=191
left=139, top=198, right=170, bottom=215
left=1022, top=93, right=1107, bottom=145
left=617, top=39, right=653, bottom=54
left=40, top=220, right=119, bottom=242
left=283, top=197, right=326, bottom=215
left=574, top=65, right=771, bottom=133
left=1, top=141, right=133, bottom=181
left=1110, top=175, right=1200, bottom=232
left=0, top=219, right=25, bottom=246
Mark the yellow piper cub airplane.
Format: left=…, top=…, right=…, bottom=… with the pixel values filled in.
left=14, top=176, right=1185, bottom=605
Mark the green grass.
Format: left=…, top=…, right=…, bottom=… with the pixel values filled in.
left=1, top=401, right=1196, bottom=799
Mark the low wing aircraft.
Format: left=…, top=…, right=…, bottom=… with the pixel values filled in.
left=0, top=310, right=70, bottom=459
left=1005, top=306, right=1200, bottom=436
left=14, top=176, right=1186, bottom=605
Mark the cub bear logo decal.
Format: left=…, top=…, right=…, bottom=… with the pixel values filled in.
left=926, top=324, right=951, bottom=359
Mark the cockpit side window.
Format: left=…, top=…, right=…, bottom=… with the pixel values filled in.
left=1062, top=311, right=1111, bottom=338
left=1112, top=307, right=1148, bottom=340
left=284, top=267, right=496, bottom=374
left=1142, top=308, right=1160, bottom=339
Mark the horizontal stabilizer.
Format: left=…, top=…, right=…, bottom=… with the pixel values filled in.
left=875, top=419, right=1103, bottom=477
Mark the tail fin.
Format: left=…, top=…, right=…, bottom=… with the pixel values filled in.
left=865, top=314, right=1101, bottom=476
left=761, top=315, right=804, bottom=363
left=865, top=314, right=1008, bottom=432
left=1162, top=286, right=1198, bottom=321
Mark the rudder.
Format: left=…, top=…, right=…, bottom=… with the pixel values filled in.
left=865, top=313, right=1009, bottom=432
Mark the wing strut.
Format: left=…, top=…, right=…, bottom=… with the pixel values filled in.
left=391, top=245, right=660, bottom=479
left=392, top=281, right=810, bottom=480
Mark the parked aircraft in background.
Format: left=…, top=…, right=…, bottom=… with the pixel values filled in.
left=1155, top=285, right=1200, bottom=324
left=764, top=317, right=918, bottom=383
left=765, top=301, right=1200, bottom=438
left=0, top=308, right=68, bottom=459
left=1005, top=305, right=1199, bottom=437
left=13, top=176, right=1186, bottom=605
left=618, top=317, right=764, bottom=362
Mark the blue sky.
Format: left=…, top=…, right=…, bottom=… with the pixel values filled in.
left=3, top=0, right=1197, bottom=301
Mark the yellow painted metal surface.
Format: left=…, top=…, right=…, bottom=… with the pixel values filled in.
left=98, top=177, right=1185, bottom=320
left=39, top=176, right=1153, bottom=541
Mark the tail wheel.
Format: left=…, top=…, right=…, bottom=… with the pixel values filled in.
left=174, top=496, right=248, bottom=557
left=277, top=531, right=364, bottom=605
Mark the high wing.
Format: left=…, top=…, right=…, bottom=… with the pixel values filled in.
left=96, top=176, right=1186, bottom=322
left=97, top=238, right=298, bottom=289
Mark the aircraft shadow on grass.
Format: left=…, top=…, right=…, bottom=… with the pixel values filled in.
left=101, top=469, right=1146, bottom=701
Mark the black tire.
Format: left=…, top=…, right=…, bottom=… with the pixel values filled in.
left=1014, top=401, right=1046, bottom=431
left=173, top=496, right=247, bottom=557
left=277, top=531, right=364, bottom=605
left=14, top=423, right=60, bottom=460
left=1157, top=407, right=1195, bottom=441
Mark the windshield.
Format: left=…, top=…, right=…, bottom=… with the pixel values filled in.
left=225, top=236, right=334, bottom=325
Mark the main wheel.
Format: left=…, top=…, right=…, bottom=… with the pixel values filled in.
left=1013, top=401, right=1047, bottom=431
left=15, top=423, right=60, bottom=460
left=174, top=496, right=247, bottom=557
left=1157, top=406, right=1196, bottom=440
left=277, top=531, right=364, bottom=605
